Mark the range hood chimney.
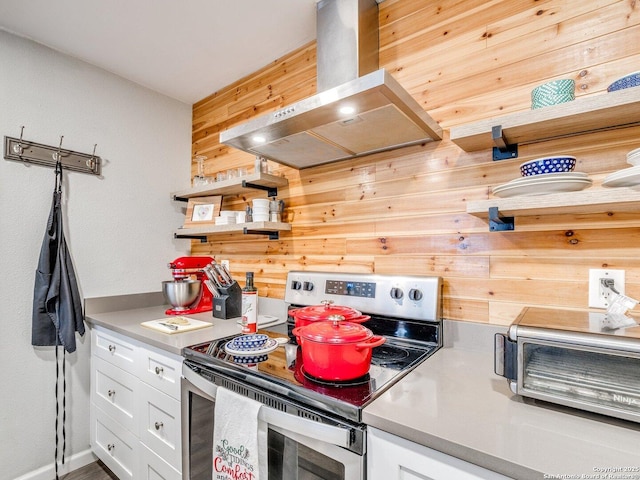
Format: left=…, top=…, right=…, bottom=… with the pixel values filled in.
left=219, top=0, right=442, bottom=169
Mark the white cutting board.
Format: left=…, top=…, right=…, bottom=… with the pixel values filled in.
left=141, top=316, right=213, bottom=334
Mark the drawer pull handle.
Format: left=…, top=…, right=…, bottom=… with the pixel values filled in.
left=108, top=344, right=116, bottom=352
left=155, top=366, right=163, bottom=375
left=155, top=421, right=164, bottom=430
left=107, top=389, right=115, bottom=397
left=107, top=443, right=115, bottom=452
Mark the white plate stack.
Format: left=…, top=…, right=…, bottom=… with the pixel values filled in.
left=603, top=148, right=640, bottom=188
left=215, top=210, right=237, bottom=225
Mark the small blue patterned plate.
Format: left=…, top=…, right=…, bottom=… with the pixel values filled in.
left=607, top=72, right=640, bottom=92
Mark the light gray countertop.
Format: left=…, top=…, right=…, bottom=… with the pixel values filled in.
left=362, top=320, right=640, bottom=479
left=84, top=292, right=255, bottom=354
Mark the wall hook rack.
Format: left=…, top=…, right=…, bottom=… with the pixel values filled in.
left=4, top=128, right=101, bottom=176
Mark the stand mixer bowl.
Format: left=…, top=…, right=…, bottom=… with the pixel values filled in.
left=162, top=280, right=202, bottom=311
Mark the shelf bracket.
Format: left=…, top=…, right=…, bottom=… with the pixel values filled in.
left=174, top=233, right=208, bottom=243
left=491, top=125, right=518, bottom=161
left=242, top=180, right=278, bottom=198
left=243, top=228, right=279, bottom=240
left=488, top=207, right=514, bottom=232
left=173, top=194, right=189, bottom=202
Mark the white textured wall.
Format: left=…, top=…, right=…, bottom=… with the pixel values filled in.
left=0, top=30, right=191, bottom=479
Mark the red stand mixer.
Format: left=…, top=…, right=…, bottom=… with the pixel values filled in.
left=163, top=256, right=214, bottom=315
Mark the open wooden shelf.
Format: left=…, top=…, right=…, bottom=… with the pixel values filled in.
left=174, top=221, right=292, bottom=240
left=467, top=187, right=640, bottom=230
left=172, top=172, right=288, bottom=201
left=450, top=87, right=640, bottom=152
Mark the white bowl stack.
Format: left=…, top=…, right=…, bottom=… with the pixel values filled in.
left=252, top=198, right=270, bottom=222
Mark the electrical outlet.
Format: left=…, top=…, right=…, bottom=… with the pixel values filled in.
left=221, top=259, right=230, bottom=270
left=588, top=268, right=625, bottom=309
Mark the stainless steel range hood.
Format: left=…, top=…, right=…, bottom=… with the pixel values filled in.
left=219, top=0, right=442, bottom=169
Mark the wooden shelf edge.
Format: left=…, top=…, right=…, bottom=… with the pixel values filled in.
left=450, top=87, right=640, bottom=152
left=171, top=173, right=288, bottom=200
left=467, top=187, right=640, bottom=218
left=174, top=221, right=292, bottom=236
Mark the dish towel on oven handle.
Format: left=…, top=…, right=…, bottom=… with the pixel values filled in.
left=213, top=387, right=267, bottom=480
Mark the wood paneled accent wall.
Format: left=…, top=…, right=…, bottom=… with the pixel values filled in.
left=191, top=0, right=640, bottom=325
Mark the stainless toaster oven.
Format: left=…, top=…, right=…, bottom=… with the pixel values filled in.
left=494, top=307, right=640, bottom=423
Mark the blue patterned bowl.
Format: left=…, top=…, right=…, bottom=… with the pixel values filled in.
left=232, top=353, right=268, bottom=364
left=607, top=72, right=640, bottom=92
left=520, top=156, right=576, bottom=176
left=232, top=334, right=269, bottom=349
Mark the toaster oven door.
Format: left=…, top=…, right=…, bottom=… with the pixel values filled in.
left=516, top=337, right=640, bottom=422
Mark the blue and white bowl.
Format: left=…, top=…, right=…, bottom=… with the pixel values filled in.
left=607, top=72, right=640, bottom=92
left=232, top=334, right=269, bottom=349
left=520, top=156, right=576, bottom=177
left=232, top=353, right=268, bottom=364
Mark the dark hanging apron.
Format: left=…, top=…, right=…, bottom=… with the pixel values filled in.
left=32, top=161, right=84, bottom=480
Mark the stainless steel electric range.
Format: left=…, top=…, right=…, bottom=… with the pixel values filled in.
left=181, top=271, right=442, bottom=480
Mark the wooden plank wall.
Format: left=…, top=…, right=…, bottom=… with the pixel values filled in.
left=191, top=0, right=640, bottom=325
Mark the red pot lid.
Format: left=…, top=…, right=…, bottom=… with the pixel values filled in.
left=291, top=301, right=365, bottom=322
left=297, top=318, right=373, bottom=344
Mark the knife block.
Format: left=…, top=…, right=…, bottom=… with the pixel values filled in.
left=212, top=281, right=242, bottom=319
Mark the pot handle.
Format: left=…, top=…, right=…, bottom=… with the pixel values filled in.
left=291, top=327, right=302, bottom=338
left=355, top=335, right=385, bottom=350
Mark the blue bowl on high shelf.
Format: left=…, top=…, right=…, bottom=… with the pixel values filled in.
left=607, top=72, right=640, bottom=92
left=519, top=156, right=576, bottom=177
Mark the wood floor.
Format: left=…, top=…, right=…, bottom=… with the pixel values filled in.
left=62, top=460, right=118, bottom=480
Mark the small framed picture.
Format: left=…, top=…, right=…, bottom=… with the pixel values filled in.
left=183, top=196, right=222, bottom=228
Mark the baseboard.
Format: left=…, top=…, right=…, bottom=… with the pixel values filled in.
left=14, top=449, right=97, bottom=480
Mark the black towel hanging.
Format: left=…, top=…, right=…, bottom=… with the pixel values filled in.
left=31, top=148, right=84, bottom=479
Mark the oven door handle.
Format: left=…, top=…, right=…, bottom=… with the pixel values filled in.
left=183, top=365, right=352, bottom=448
left=260, top=407, right=351, bottom=448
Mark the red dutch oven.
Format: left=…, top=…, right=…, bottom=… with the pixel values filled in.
left=289, top=300, right=370, bottom=328
left=292, top=316, right=385, bottom=381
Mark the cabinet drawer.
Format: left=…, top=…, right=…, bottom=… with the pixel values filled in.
left=92, top=328, right=137, bottom=371
left=137, top=345, right=182, bottom=400
left=91, top=405, right=138, bottom=480
left=138, top=382, right=182, bottom=471
left=92, top=356, right=137, bottom=432
left=138, top=442, right=181, bottom=480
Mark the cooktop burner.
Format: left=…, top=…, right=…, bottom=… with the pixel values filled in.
left=183, top=271, right=442, bottom=423
left=371, top=344, right=411, bottom=366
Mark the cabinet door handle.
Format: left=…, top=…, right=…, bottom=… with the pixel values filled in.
left=107, top=389, right=115, bottom=397
left=107, top=443, right=115, bottom=452
left=155, top=366, right=163, bottom=375
left=154, top=421, right=164, bottom=430
left=108, top=344, right=116, bottom=352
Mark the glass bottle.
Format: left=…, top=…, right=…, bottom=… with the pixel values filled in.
left=241, top=272, right=258, bottom=333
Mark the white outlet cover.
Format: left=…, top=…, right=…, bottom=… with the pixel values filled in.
left=588, top=268, right=625, bottom=309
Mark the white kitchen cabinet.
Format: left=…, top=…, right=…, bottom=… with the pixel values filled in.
left=90, top=326, right=183, bottom=478
left=138, top=443, right=181, bottom=480
left=367, top=427, right=510, bottom=480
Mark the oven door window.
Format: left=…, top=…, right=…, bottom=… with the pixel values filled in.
left=267, top=425, right=361, bottom=480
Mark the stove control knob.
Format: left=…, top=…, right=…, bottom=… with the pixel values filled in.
left=408, top=288, right=423, bottom=301
left=303, top=281, right=314, bottom=291
left=390, top=287, right=404, bottom=300
left=291, top=280, right=302, bottom=290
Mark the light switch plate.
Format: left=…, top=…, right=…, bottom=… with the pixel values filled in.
left=588, top=268, right=625, bottom=309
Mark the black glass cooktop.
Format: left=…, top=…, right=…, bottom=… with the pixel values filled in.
left=183, top=323, right=438, bottom=422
